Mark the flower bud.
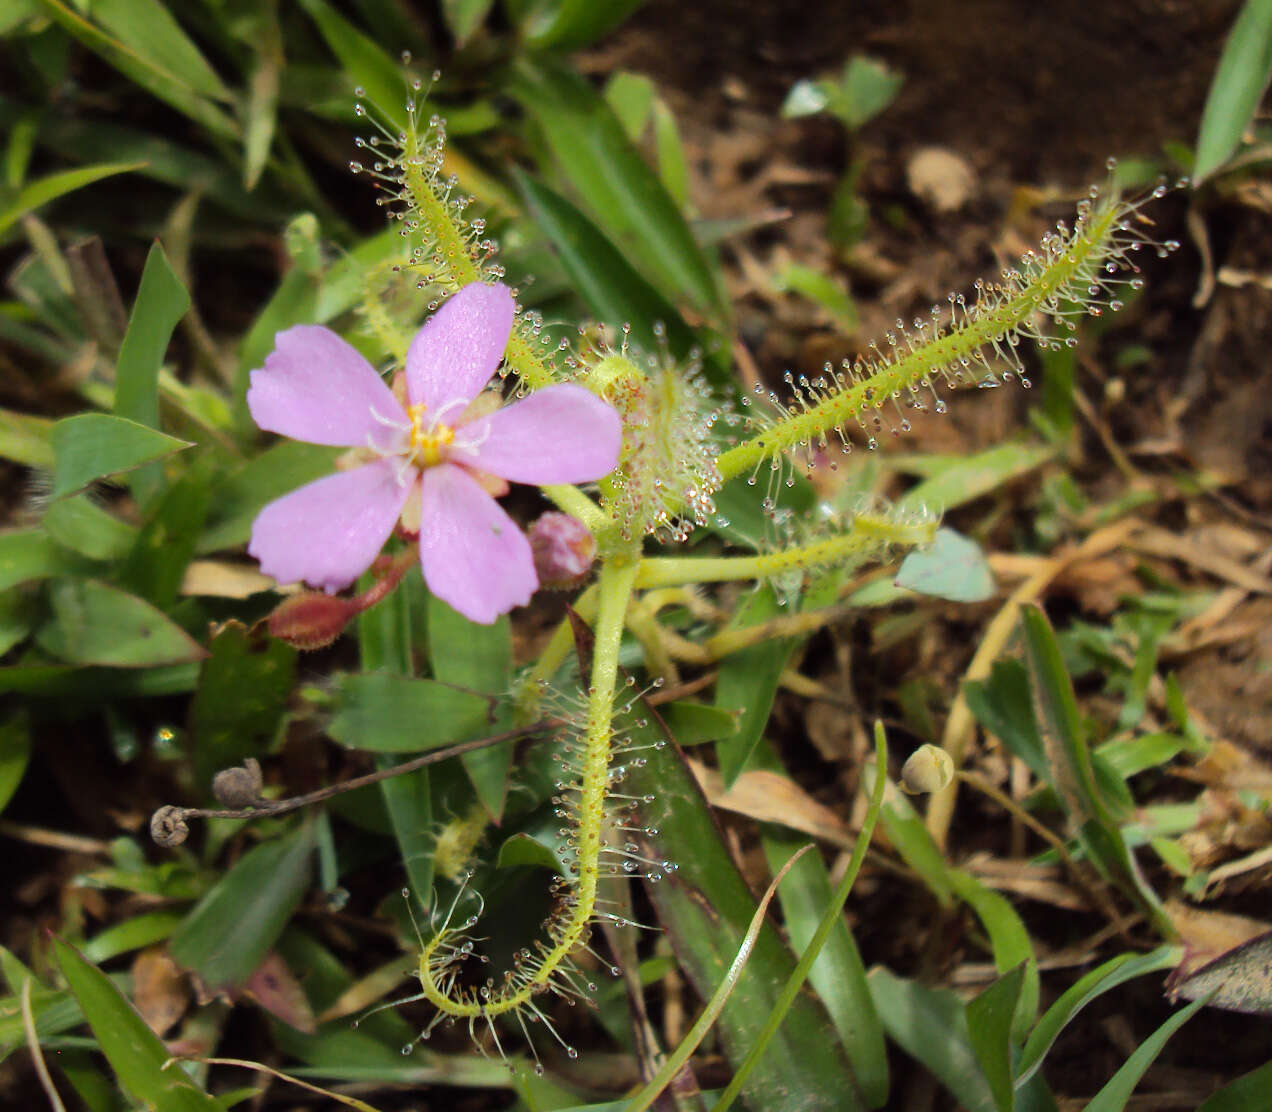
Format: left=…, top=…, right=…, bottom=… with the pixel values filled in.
left=528, top=512, right=597, bottom=589
left=267, top=591, right=359, bottom=650
left=900, top=744, right=955, bottom=794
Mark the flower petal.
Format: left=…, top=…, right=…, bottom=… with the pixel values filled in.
left=418, top=463, right=537, bottom=624
left=249, top=460, right=412, bottom=593
left=405, top=282, right=515, bottom=413
left=248, top=326, right=406, bottom=448
left=455, top=384, right=622, bottom=485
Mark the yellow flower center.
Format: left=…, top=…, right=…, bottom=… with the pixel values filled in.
left=407, top=403, right=455, bottom=468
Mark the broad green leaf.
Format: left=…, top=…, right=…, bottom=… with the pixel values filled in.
left=964, top=659, right=1047, bottom=781
left=0, top=529, right=92, bottom=591
left=1084, top=994, right=1209, bottom=1112
left=116, top=461, right=212, bottom=608
left=786, top=56, right=903, bottom=130
left=54, top=1052, right=123, bottom=1112
left=869, top=967, right=996, bottom=1112
left=5, top=110, right=39, bottom=191
left=1020, top=605, right=1173, bottom=935
left=50, top=414, right=191, bottom=499
left=713, top=585, right=795, bottom=785
left=0, top=160, right=145, bottom=239
left=1193, top=0, right=1272, bottom=183
left=1017, top=945, right=1178, bottom=1087
left=895, top=527, right=995, bottom=602
left=512, top=57, right=726, bottom=320
left=949, top=871, right=1039, bottom=1042
left=652, top=99, right=689, bottom=209
left=188, top=621, right=295, bottom=792
left=298, top=0, right=409, bottom=131
left=874, top=770, right=955, bottom=907
left=115, top=240, right=189, bottom=427
left=515, top=171, right=701, bottom=366
left=441, top=0, right=494, bottom=44
left=53, top=937, right=220, bottom=1111
left=1197, top=1058, right=1272, bottom=1111
left=81, top=911, right=184, bottom=964
left=87, top=0, right=229, bottom=101
left=36, top=578, right=206, bottom=667
left=518, top=0, right=645, bottom=51
left=894, top=443, right=1054, bottom=513
left=38, top=0, right=240, bottom=140
left=0, top=713, right=30, bottom=813
left=242, top=5, right=283, bottom=190
left=659, top=701, right=739, bottom=746
left=356, top=579, right=434, bottom=904
left=42, top=494, right=138, bottom=560
left=603, top=71, right=654, bottom=140
left=966, top=963, right=1027, bottom=1112
left=427, top=596, right=512, bottom=820
left=33, top=113, right=293, bottom=223
left=0, top=661, right=200, bottom=697
left=0, top=589, right=33, bottom=657
left=327, top=672, right=494, bottom=753
left=0, top=0, right=38, bottom=35
left=169, top=823, right=316, bottom=991
left=0, top=406, right=54, bottom=469
left=496, top=831, right=567, bottom=873
left=832, top=55, right=905, bottom=129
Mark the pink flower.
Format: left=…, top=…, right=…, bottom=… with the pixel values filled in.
left=246, top=282, right=621, bottom=624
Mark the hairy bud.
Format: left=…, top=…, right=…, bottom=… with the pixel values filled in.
left=267, top=591, right=359, bottom=650
left=529, top=512, right=597, bottom=589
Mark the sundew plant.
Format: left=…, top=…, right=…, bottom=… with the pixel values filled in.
left=5, top=3, right=1268, bottom=1111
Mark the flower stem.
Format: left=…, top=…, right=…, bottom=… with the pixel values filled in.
left=542, top=483, right=606, bottom=534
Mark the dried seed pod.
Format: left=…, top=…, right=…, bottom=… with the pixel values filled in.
left=212, top=758, right=263, bottom=808
left=901, top=744, right=954, bottom=794
left=150, top=805, right=189, bottom=847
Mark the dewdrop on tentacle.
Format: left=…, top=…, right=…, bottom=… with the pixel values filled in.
left=716, top=175, right=1184, bottom=483
left=582, top=339, right=726, bottom=543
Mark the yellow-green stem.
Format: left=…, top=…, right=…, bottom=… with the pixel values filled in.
left=635, top=515, right=936, bottom=589
left=416, top=553, right=638, bottom=1017
left=715, top=202, right=1121, bottom=481
left=542, top=483, right=605, bottom=534
left=401, top=138, right=556, bottom=391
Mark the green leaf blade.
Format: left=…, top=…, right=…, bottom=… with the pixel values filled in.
left=36, top=578, right=206, bottom=667
left=51, top=414, right=191, bottom=499
left=53, top=937, right=220, bottom=1111
left=169, top=823, right=316, bottom=991
left=1193, top=0, right=1272, bottom=183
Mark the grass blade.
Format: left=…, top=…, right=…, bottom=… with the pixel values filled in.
left=53, top=937, right=219, bottom=1111
left=511, top=56, right=727, bottom=321
left=0, top=161, right=145, bottom=239
left=1084, top=994, right=1210, bottom=1112
left=1193, top=0, right=1272, bottom=183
